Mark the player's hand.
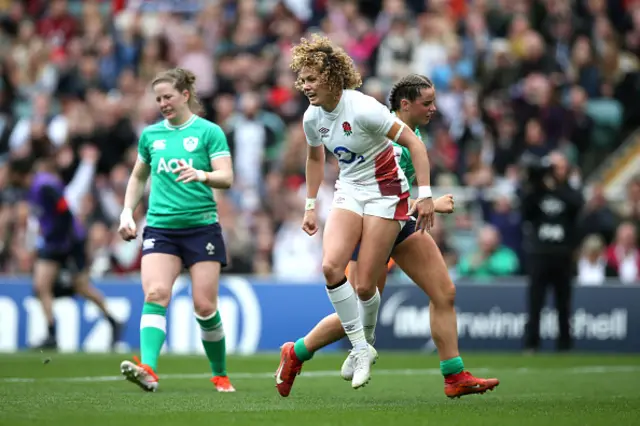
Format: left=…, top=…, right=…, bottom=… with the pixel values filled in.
left=434, top=194, right=455, bottom=214
left=118, top=208, right=137, bottom=241
left=173, top=160, right=207, bottom=183
left=302, top=209, right=318, bottom=236
left=80, top=144, right=100, bottom=164
left=410, top=197, right=435, bottom=232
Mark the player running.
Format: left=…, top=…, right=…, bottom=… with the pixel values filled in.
left=8, top=157, right=123, bottom=350
left=117, top=68, right=235, bottom=393
left=286, top=35, right=435, bottom=389
left=275, top=75, right=499, bottom=399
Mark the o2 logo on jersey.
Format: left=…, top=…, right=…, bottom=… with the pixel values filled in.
left=333, top=146, right=365, bottom=165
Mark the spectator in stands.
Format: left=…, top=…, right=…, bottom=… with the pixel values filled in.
left=36, top=0, right=77, bottom=50
left=578, top=184, right=619, bottom=244
left=0, top=0, right=638, bottom=278
left=9, top=94, right=60, bottom=153
left=606, top=222, right=640, bottom=284
left=615, top=176, right=640, bottom=233
left=272, top=191, right=322, bottom=280
left=478, top=190, right=523, bottom=264
left=565, top=86, right=595, bottom=173
left=429, top=215, right=458, bottom=272
left=457, top=224, right=520, bottom=280
left=374, top=15, right=413, bottom=85
left=577, top=234, right=617, bottom=286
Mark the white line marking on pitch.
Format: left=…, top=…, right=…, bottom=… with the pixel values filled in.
left=1, top=365, right=639, bottom=384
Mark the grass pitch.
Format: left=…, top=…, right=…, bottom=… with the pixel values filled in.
left=1, top=352, right=639, bottom=426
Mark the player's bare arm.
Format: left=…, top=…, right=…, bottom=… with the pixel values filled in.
left=413, top=194, right=454, bottom=214
left=207, top=156, right=234, bottom=188
left=124, top=158, right=151, bottom=211
left=305, top=144, right=324, bottom=200
left=407, top=194, right=454, bottom=215
left=435, top=194, right=455, bottom=214
left=302, top=144, right=325, bottom=236
left=119, top=159, right=151, bottom=241
left=390, top=124, right=435, bottom=231
left=389, top=124, right=430, bottom=186
left=174, top=156, right=234, bottom=189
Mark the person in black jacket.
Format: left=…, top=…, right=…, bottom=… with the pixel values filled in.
left=520, top=151, right=584, bottom=352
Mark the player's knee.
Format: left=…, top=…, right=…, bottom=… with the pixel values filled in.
left=193, top=300, right=217, bottom=318
left=72, top=273, right=90, bottom=290
left=352, top=264, right=378, bottom=299
left=34, top=283, right=53, bottom=296
left=144, top=284, right=171, bottom=305
left=355, top=281, right=376, bottom=300
left=322, top=260, right=346, bottom=285
left=432, top=281, right=456, bottom=308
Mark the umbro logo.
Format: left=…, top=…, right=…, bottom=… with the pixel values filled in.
left=319, top=127, right=330, bottom=138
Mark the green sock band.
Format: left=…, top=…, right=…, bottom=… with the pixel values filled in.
left=197, top=310, right=220, bottom=330
left=196, top=311, right=227, bottom=377
left=440, top=356, right=464, bottom=376
left=140, top=302, right=167, bottom=372
left=142, top=302, right=166, bottom=316
left=293, top=338, right=313, bottom=362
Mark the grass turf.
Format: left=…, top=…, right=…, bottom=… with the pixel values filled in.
left=1, top=352, right=639, bottom=426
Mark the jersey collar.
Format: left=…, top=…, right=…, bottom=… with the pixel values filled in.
left=163, top=114, right=197, bottom=131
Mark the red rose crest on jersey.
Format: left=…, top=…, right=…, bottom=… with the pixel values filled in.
left=342, top=121, right=352, bottom=136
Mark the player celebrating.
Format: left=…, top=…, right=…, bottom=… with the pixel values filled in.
left=8, top=156, right=123, bottom=350
left=118, top=68, right=235, bottom=393
left=276, top=75, right=499, bottom=398
left=281, top=35, right=435, bottom=390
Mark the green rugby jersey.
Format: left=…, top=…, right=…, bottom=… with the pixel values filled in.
left=138, top=115, right=231, bottom=229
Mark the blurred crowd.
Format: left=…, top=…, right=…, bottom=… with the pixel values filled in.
left=0, top=0, right=639, bottom=284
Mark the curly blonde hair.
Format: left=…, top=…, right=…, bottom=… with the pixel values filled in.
left=290, top=34, right=362, bottom=93
left=152, top=67, right=203, bottom=114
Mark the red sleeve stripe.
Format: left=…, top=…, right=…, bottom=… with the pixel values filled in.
left=55, top=197, right=69, bottom=214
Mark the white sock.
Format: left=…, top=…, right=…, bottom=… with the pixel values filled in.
left=358, top=288, right=380, bottom=344
left=326, top=281, right=367, bottom=350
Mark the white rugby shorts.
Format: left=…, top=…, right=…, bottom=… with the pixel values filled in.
left=331, top=181, right=410, bottom=223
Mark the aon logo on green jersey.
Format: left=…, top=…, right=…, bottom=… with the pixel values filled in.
left=157, top=158, right=193, bottom=173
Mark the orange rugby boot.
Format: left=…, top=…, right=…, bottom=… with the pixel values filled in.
left=211, top=375, right=236, bottom=392
left=275, top=342, right=303, bottom=397
left=444, top=371, right=499, bottom=398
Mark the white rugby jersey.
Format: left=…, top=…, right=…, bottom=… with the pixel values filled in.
left=303, top=90, right=409, bottom=196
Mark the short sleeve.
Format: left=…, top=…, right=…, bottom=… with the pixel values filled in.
left=356, top=99, right=401, bottom=139
left=137, top=131, right=150, bottom=164
left=302, top=109, right=323, bottom=147
left=207, top=125, right=231, bottom=160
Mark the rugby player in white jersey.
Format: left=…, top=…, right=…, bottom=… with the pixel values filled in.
left=276, top=74, right=499, bottom=399
left=275, top=35, right=435, bottom=392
